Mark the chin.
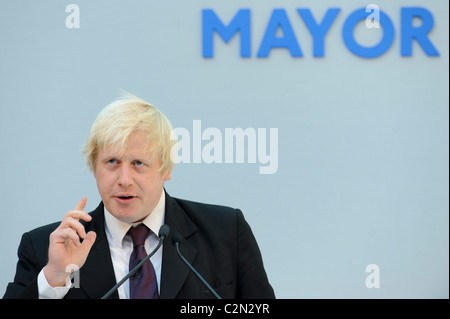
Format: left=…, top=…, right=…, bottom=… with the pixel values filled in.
left=108, top=206, right=143, bottom=224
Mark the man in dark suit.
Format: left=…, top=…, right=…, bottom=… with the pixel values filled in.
left=3, top=93, right=275, bottom=299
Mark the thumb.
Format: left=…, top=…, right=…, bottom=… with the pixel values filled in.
left=80, top=231, right=96, bottom=253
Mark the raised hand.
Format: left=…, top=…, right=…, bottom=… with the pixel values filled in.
left=44, top=197, right=97, bottom=287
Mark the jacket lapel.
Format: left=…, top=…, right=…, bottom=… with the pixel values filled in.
left=75, top=203, right=118, bottom=299
left=159, top=192, right=197, bottom=299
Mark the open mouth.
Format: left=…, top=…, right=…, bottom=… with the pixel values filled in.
left=118, top=196, right=134, bottom=199
left=115, top=195, right=136, bottom=202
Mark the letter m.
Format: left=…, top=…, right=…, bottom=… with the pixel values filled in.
left=202, top=9, right=251, bottom=58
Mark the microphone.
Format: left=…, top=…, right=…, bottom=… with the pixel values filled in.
left=171, top=231, right=222, bottom=299
left=101, top=224, right=170, bottom=299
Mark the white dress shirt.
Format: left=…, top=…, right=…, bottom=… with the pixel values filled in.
left=38, top=189, right=166, bottom=299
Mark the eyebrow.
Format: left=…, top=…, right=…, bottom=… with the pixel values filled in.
left=100, top=152, right=154, bottom=164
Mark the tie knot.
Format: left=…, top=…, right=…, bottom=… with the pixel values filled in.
left=129, top=224, right=149, bottom=247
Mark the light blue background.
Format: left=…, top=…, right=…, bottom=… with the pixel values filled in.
left=0, top=0, right=448, bottom=298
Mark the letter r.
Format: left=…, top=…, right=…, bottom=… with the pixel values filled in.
left=401, top=7, right=439, bottom=56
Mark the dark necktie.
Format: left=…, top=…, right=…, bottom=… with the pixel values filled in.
left=129, top=224, right=159, bottom=299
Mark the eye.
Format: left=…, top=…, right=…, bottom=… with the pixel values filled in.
left=134, top=160, right=145, bottom=167
left=106, top=158, right=118, bottom=165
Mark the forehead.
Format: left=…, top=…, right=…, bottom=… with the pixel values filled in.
left=98, top=130, right=156, bottom=160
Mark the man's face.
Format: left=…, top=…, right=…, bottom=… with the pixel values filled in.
left=94, top=130, right=171, bottom=223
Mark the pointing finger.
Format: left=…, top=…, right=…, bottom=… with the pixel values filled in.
left=74, top=197, right=87, bottom=211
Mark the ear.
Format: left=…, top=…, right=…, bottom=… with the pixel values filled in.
left=163, top=169, right=172, bottom=181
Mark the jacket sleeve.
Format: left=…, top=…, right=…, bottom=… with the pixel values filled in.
left=3, top=232, right=42, bottom=299
left=235, top=209, right=275, bottom=299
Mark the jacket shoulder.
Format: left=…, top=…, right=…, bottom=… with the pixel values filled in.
left=26, top=221, right=60, bottom=238
left=22, top=221, right=60, bottom=256
left=171, top=197, right=241, bottom=223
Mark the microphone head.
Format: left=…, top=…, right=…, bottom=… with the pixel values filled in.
left=171, top=231, right=183, bottom=246
left=158, top=224, right=170, bottom=239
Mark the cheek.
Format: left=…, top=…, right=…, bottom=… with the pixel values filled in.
left=95, top=175, right=105, bottom=194
left=95, top=171, right=113, bottom=193
left=141, top=174, right=165, bottom=193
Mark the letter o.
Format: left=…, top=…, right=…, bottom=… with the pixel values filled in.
left=343, top=8, right=394, bottom=58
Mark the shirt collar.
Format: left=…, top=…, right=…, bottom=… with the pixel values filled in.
left=104, top=189, right=166, bottom=248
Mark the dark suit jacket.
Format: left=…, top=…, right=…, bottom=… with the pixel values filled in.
left=3, top=192, right=275, bottom=299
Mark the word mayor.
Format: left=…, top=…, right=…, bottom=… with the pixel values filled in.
left=202, top=7, right=439, bottom=58
left=171, top=120, right=278, bottom=175
left=180, top=303, right=270, bottom=316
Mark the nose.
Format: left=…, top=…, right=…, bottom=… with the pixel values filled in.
left=117, top=164, right=133, bottom=188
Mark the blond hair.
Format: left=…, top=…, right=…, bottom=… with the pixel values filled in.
left=83, top=92, right=175, bottom=177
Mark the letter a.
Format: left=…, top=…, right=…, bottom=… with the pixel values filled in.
left=365, top=264, right=380, bottom=288
left=66, top=4, right=80, bottom=29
